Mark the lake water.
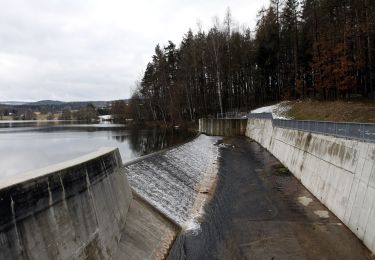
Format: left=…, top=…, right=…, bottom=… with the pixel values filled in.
left=0, top=121, right=195, bottom=179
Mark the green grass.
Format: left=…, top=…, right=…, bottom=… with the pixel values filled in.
left=285, top=100, right=375, bottom=123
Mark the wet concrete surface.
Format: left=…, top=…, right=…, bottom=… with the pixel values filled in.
left=168, top=137, right=374, bottom=260
left=114, top=194, right=179, bottom=260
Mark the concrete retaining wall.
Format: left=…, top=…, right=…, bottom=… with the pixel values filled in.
left=199, top=118, right=247, bottom=136
left=246, top=118, right=375, bottom=253
left=0, top=148, right=132, bottom=260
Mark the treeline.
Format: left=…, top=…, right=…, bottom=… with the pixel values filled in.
left=0, top=103, right=103, bottom=121
left=131, top=0, right=375, bottom=122
left=60, top=104, right=98, bottom=121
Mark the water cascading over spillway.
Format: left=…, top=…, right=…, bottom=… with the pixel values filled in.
left=125, top=135, right=221, bottom=230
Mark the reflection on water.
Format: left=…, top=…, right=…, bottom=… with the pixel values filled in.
left=0, top=121, right=194, bottom=179
left=124, top=127, right=194, bottom=156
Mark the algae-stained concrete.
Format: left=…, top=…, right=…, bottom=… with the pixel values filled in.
left=113, top=194, right=179, bottom=260
left=246, top=118, right=375, bottom=254
left=0, top=148, right=132, bottom=260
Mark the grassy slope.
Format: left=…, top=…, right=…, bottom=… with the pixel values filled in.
left=285, top=100, right=375, bottom=123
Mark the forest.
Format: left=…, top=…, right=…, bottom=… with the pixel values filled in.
left=130, top=0, right=375, bottom=123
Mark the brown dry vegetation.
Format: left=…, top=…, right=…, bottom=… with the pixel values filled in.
left=285, top=100, right=375, bottom=123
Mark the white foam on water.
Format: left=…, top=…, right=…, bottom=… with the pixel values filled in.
left=126, top=135, right=221, bottom=229
left=314, top=210, right=330, bottom=218
left=298, top=196, right=313, bottom=207
left=184, top=218, right=202, bottom=236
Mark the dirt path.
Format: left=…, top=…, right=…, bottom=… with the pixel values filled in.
left=168, top=137, right=374, bottom=260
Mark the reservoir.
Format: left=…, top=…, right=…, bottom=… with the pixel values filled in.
left=0, top=121, right=194, bottom=179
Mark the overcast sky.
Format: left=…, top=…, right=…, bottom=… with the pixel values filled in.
left=0, top=0, right=269, bottom=102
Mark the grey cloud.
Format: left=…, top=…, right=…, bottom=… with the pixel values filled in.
left=0, top=0, right=269, bottom=101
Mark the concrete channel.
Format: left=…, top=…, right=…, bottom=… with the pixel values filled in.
left=168, top=137, right=373, bottom=259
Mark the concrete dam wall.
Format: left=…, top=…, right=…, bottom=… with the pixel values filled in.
left=245, top=118, right=375, bottom=253
left=0, top=148, right=133, bottom=259
left=199, top=118, right=247, bottom=136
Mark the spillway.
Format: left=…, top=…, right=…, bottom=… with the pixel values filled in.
left=125, top=134, right=220, bottom=229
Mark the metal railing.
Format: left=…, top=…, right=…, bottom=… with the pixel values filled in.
left=217, top=112, right=249, bottom=119
left=247, top=113, right=273, bottom=120
left=249, top=113, right=375, bottom=142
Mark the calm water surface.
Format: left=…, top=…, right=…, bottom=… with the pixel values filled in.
left=0, top=121, right=194, bottom=179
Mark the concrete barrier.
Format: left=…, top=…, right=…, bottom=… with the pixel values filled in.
left=0, top=148, right=132, bottom=259
left=246, top=118, right=375, bottom=254
left=199, top=118, right=247, bottom=136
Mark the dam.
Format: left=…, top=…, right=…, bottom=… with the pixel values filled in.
left=0, top=135, right=222, bottom=259
left=0, top=119, right=374, bottom=259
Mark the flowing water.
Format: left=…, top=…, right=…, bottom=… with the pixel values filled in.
left=125, top=135, right=221, bottom=228
left=0, top=121, right=194, bottom=179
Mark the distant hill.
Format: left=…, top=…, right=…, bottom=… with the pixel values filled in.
left=23, top=100, right=111, bottom=107
left=0, top=99, right=129, bottom=109
left=0, top=101, right=28, bottom=106
left=28, top=100, right=65, bottom=106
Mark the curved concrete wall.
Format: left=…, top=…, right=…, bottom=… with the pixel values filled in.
left=199, top=118, right=247, bottom=136
left=0, top=148, right=132, bottom=260
left=246, top=118, right=375, bottom=254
